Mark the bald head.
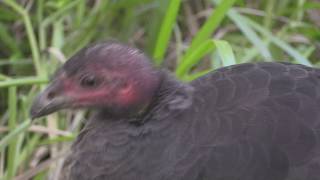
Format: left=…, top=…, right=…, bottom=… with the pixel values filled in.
left=31, top=42, right=162, bottom=118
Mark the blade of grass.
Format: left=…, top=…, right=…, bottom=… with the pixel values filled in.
left=39, top=0, right=83, bottom=50
left=182, top=39, right=236, bottom=82
left=145, top=1, right=170, bottom=54
left=52, top=20, right=65, bottom=49
left=180, top=0, right=237, bottom=64
left=184, top=69, right=213, bottom=81
left=263, top=0, right=276, bottom=29
left=0, top=23, right=20, bottom=55
left=228, top=9, right=272, bottom=60
left=1, top=151, right=4, bottom=177
left=304, top=2, right=320, bottom=9
left=239, top=48, right=259, bottom=63
left=296, top=0, right=306, bottom=21
left=0, top=59, right=32, bottom=66
left=191, top=0, right=237, bottom=47
left=64, top=0, right=110, bottom=54
left=176, top=39, right=235, bottom=79
left=173, top=25, right=183, bottom=62
left=0, top=74, right=9, bottom=80
left=40, top=135, right=76, bottom=145
left=0, top=77, right=48, bottom=88
left=41, top=0, right=84, bottom=27
left=36, top=0, right=44, bottom=26
left=176, top=40, right=215, bottom=78
left=214, top=40, right=236, bottom=66
left=6, top=87, right=18, bottom=179
left=245, top=17, right=312, bottom=66
left=76, top=0, right=86, bottom=27
left=17, top=135, right=41, bottom=167
left=3, top=0, right=42, bottom=76
left=153, top=0, right=182, bottom=65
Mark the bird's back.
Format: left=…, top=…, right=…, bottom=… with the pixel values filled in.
left=187, top=62, right=320, bottom=180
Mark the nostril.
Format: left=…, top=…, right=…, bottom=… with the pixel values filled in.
left=47, top=91, right=56, bottom=100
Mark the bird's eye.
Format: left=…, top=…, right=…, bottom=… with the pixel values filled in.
left=80, top=75, right=99, bottom=88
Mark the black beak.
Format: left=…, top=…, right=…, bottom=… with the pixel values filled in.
left=30, top=81, right=71, bottom=119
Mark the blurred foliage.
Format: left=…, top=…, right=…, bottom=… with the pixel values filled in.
left=0, top=0, right=319, bottom=179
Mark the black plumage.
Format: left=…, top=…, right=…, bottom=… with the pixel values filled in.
left=31, top=42, right=320, bottom=180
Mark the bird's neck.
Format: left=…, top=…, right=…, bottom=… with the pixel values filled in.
left=127, top=70, right=194, bottom=125
left=70, top=72, right=194, bottom=179
left=89, top=70, right=194, bottom=125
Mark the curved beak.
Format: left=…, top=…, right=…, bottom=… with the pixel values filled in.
left=30, top=81, right=71, bottom=119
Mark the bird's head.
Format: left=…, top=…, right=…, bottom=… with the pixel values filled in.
left=30, top=42, right=161, bottom=119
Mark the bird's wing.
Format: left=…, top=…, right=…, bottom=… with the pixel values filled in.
left=189, top=62, right=320, bottom=180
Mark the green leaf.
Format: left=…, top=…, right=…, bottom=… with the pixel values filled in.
left=303, top=2, right=320, bottom=10
left=214, top=40, right=236, bottom=66
left=153, top=0, right=182, bottom=65
left=176, top=40, right=215, bottom=78
left=0, top=77, right=48, bottom=88
left=0, top=120, right=31, bottom=153
left=245, top=17, right=312, bottom=66
left=228, top=9, right=272, bottom=60
left=184, top=69, right=213, bottom=81
left=176, top=39, right=236, bottom=79
left=178, top=0, right=237, bottom=72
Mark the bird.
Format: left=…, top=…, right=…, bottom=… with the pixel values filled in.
left=31, top=42, right=320, bottom=180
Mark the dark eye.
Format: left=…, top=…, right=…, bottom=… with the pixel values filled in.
left=80, top=75, right=100, bottom=88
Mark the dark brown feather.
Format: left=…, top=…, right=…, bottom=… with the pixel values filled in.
left=57, top=62, right=320, bottom=180
left=31, top=43, right=320, bottom=180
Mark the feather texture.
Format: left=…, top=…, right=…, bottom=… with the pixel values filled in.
left=57, top=62, right=320, bottom=180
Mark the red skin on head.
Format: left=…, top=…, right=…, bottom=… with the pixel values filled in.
left=117, top=84, right=137, bottom=105
left=50, top=42, right=161, bottom=116
left=60, top=70, right=148, bottom=111
left=30, top=42, right=162, bottom=119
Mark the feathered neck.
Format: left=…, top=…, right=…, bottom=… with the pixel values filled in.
left=88, top=70, right=194, bottom=126
left=128, top=70, right=194, bottom=125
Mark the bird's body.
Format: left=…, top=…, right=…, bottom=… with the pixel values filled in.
left=31, top=42, right=320, bottom=180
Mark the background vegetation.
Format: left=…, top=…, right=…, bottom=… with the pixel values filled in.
left=0, top=0, right=319, bottom=179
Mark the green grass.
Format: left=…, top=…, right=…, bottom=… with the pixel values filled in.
left=0, top=0, right=319, bottom=179
left=153, top=0, right=181, bottom=65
